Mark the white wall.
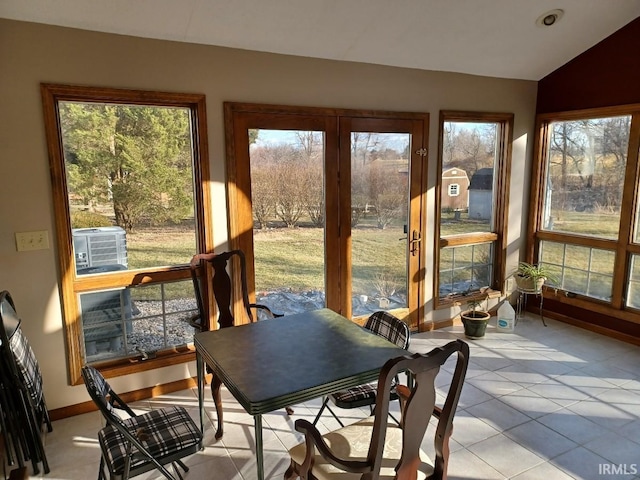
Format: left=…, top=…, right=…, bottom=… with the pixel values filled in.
left=0, top=18, right=537, bottom=410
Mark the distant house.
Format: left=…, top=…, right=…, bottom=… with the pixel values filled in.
left=469, top=168, right=494, bottom=220
left=441, top=168, right=469, bottom=211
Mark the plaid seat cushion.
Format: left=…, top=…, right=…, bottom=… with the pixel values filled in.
left=99, top=405, right=202, bottom=475
left=330, top=379, right=399, bottom=409
left=364, top=311, right=409, bottom=349
left=9, top=327, right=44, bottom=405
left=330, top=383, right=376, bottom=408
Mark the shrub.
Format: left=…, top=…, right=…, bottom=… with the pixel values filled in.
left=71, top=211, right=113, bottom=229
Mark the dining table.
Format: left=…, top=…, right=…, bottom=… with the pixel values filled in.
left=194, top=307, right=410, bottom=480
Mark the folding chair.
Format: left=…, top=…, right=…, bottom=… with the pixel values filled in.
left=82, top=365, right=202, bottom=480
left=313, top=310, right=410, bottom=427
left=0, top=291, right=51, bottom=475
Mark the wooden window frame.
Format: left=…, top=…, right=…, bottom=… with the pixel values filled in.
left=434, top=111, right=514, bottom=308
left=528, top=104, right=640, bottom=324
left=224, top=102, right=429, bottom=329
left=41, top=84, right=212, bottom=384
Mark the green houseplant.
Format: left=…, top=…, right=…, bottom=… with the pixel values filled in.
left=514, top=262, right=557, bottom=293
left=460, top=295, right=491, bottom=339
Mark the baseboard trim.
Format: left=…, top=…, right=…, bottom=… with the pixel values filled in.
left=542, top=310, right=640, bottom=346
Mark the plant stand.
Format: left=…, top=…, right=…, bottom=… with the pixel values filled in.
left=515, top=287, right=546, bottom=326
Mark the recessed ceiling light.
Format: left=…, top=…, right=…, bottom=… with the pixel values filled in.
left=536, top=9, right=564, bottom=27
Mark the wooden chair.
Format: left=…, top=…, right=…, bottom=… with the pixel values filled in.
left=81, top=365, right=202, bottom=480
left=285, top=339, right=469, bottom=480
left=313, top=311, right=410, bottom=427
left=190, top=249, right=289, bottom=439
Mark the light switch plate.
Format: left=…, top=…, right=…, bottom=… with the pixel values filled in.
left=15, top=230, right=50, bottom=251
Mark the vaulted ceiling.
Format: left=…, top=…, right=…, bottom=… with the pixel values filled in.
left=1, top=0, right=639, bottom=81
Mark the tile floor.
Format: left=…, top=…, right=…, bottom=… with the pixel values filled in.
left=28, top=313, right=640, bottom=479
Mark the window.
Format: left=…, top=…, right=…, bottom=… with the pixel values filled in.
left=42, top=84, right=212, bottom=384
left=435, top=111, right=513, bottom=305
left=531, top=107, right=640, bottom=318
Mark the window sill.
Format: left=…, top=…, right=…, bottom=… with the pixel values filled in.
left=75, top=347, right=196, bottom=385
left=437, top=287, right=502, bottom=310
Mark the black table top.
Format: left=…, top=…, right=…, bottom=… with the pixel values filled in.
left=194, top=308, right=408, bottom=415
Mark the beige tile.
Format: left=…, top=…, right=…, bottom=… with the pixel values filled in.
left=467, top=433, right=545, bottom=478
left=551, top=446, right=619, bottom=480
left=511, top=461, right=577, bottom=480
left=35, top=318, right=640, bottom=480
left=504, top=419, right=578, bottom=459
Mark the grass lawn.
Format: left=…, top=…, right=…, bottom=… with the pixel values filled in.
left=125, top=223, right=407, bottom=297
left=123, top=209, right=622, bottom=301
left=253, top=225, right=406, bottom=295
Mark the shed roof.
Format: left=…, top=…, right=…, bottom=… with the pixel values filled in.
left=469, top=168, right=493, bottom=190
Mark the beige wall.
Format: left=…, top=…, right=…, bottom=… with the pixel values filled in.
left=0, top=19, right=538, bottom=410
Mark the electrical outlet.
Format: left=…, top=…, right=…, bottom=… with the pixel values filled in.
left=15, top=230, right=50, bottom=251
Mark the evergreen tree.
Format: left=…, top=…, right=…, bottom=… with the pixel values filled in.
left=60, top=103, right=193, bottom=232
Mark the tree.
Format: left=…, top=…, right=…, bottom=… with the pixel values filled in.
left=351, top=162, right=369, bottom=227
left=250, top=145, right=279, bottom=229
left=60, top=103, right=193, bottom=232
left=248, top=128, right=260, bottom=145
left=256, top=144, right=306, bottom=228
left=300, top=160, right=324, bottom=227
left=367, top=162, right=406, bottom=229
left=294, top=132, right=324, bottom=226
left=295, top=131, right=320, bottom=161
left=442, top=122, right=496, bottom=177
left=351, top=132, right=380, bottom=166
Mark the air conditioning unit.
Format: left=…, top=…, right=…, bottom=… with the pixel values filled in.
left=72, top=226, right=127, bottom=271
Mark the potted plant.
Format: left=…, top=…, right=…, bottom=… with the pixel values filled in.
left=460, top=295, right=491, bottom=339
left=514, top=262, right=557, bottom=293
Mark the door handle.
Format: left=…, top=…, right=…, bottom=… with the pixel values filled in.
left=409, top=230, right=421, bottom=256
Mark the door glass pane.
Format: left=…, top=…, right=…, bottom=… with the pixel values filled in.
left=80, top=280, right=198, bottom=362
left=249, top=130, right=326, bottom=315
left=351, top=132, right=410, bottom=316
left=542, top=116, right=631, bottom=240
left=59, top=101, right=198, bottom=273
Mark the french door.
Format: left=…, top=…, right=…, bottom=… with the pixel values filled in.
left=225, top=103, right=428, bottom=330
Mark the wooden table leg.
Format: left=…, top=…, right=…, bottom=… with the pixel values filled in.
left=210, top=372, right=224, bottom=439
